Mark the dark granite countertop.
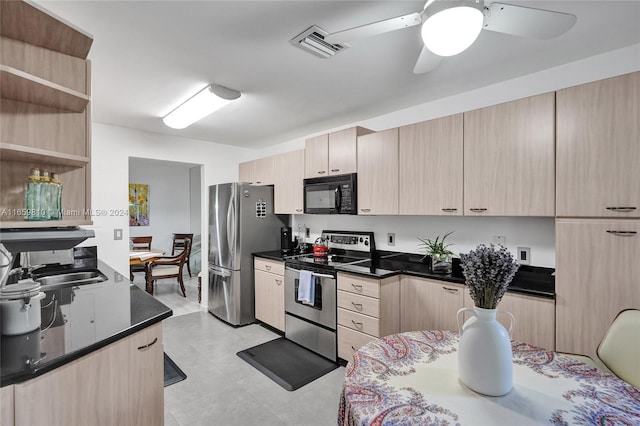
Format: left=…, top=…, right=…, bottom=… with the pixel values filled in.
left=0, top=260, right=172, bottom=387
left=253, top=250, right=555, bottom=299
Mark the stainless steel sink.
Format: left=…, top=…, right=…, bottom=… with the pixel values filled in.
left=35, top=270, right=108, bottom=289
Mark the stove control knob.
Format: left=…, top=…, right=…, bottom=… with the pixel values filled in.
left=364, top=240, right=369, bottom=246
left=359, top=237, right=363, bottom=242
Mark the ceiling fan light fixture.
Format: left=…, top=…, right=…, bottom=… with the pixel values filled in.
left=422, top=0, right=484, bottom=57
left=162, top=84, right=241, bottom=129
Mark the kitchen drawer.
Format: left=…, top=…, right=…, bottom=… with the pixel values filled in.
left=337, top=290, right=379, bottom=317
left=337, top=273, right=380, bottom=298
left=254, top=258, right=284, bottom=276
left=338, top=325, right=378, bottom=361
left=338, top=308, right=380, bottom=337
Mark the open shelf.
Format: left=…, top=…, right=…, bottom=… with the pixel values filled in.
left=0, top=0, right=93, bottom=59
left=0, top=143, right=90, bottom=168
left=0, top=65, right=90, bottom=112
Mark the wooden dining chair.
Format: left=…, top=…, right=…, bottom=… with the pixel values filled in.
left=129, top=236, right=153, bottom=281
left=146, top=239, right=191, bottom=297
left=171, top=233, right=193, bottom=277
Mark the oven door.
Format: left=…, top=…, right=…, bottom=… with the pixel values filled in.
left=284, top=267, right=336, bottom=330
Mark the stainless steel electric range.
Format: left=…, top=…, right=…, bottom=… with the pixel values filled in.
left=284, top=230, right=375, bottom=361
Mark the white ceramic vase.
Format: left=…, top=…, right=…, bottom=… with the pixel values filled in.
left=456, top=306, right=515, bottom=396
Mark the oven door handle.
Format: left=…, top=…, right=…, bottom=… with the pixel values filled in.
left=334, top=185, right=341, bottom=212
left=310, top=272, right=335, bottom=279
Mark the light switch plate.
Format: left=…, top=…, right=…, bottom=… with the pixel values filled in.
left=114, top=229, right=123, bottom=240
left=517, top=247, right=531, bottom=265
left=387, top=233, right=395, bottom=246
left=493, top=235, right=506, bottom=245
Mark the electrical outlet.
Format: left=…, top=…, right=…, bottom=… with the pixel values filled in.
left=517, top=247, right=531, bottom=265
left=387, top=233, right=395, bottom=246
left=493, top=235, right=506, bottom=245
left=114, top=229, right=122, bottom=240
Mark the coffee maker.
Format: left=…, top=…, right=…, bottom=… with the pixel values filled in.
left=280, top=226, right=295, bottom=254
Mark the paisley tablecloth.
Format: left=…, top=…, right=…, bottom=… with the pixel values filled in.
left=338, top=330, right=640, bottom=425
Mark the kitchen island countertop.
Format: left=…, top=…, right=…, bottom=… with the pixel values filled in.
left=0, top=260, right=172, bottom=387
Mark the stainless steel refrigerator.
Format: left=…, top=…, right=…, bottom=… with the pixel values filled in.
left=208, top=183, right=287, bottom=326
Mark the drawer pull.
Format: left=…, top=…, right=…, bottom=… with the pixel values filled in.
left=296, top=209, right=303, bottom=212
left=442, top=208, right=458, bottom=212
left=331, top=169, right=340, bottom=172
left=317, top=170, right=326, bottom=174
left=275, top=279, right=282, bottom=285
left=360, top=208, right=371, bottom=212
left=469, top=208, right=487, bottom=212
left=351, top=320, right=363, bottom=328
left=443, top=286, right=459, bottom=294
left=137, top=337, right=158, bottom=351
left=351, top=283, right=363, bottom=291
left=265, top=265, right=271, bottom=271
left=606, top=230, right=637, bottom=237
left=255, top=181, right=262, bottom=184
left=606, top=207, right=637, bottom=213
left=351, top=302, right=363, bottom=310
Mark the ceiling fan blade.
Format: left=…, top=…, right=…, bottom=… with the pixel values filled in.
left=483, top=2, right=577, bottom=39
left=413, top=46, right=442, bottom=74
left=324, top=12, right=422, bottom=45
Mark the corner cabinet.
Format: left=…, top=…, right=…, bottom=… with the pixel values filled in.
left=304, top=126, right=372, bottom=178
left=556, top=71, right=640, bottom=218
left=11, top=324, right=164, bottom=426
left=555, top=219, right=640, bottom=359
left=463, top=93, right=555, bottom=216
left=357, top=128, right=399, bottom=215
left=0, top=0, right=93, bottom=228
left=254, top=258, right=285, bottom=331
left=399, top=114, right=463, bottom=215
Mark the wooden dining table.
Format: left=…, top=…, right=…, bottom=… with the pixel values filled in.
left=338, top=330, right=639, bottom=425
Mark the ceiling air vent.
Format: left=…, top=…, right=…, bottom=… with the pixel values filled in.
left=290, top=25, right=348, bottom=59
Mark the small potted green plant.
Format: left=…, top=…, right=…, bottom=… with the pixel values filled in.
left=418, top=231, right=455, bottom=274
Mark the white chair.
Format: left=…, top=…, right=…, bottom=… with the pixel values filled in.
left=596, top=309, right=640, bottom=388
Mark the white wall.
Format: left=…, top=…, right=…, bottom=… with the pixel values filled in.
left=128, top=158, right=192, bottom=254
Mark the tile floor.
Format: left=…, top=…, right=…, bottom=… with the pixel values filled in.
left=132, top=272, right=346, bottom=426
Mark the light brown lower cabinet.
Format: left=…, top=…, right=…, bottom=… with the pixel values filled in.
left=400, top=276, right=464, bottom=332
left=0, top=385, right=14, bottom=426
left=11, top=323, right=164, bottom=426
left=556, top=219, right=640, bottom=359
left=463, top=290, right=555, bottom=350
left=336, top=273, right=400, bottom=361
left=254, top=258, right=285, bottom=332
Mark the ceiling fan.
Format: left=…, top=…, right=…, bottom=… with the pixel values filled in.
left=324, top=0, right=577, bottom=74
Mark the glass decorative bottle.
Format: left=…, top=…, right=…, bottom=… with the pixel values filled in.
left=25, top=168, right=42, bottom=221
left=50, top=172, right=62, bottom=220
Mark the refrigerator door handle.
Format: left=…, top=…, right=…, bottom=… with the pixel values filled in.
left=209, top=265, right=232, bottom=278
left=226, top=194, right=236, bottom=260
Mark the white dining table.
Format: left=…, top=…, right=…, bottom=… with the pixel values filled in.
left=338, top=330, right=639, bottom=425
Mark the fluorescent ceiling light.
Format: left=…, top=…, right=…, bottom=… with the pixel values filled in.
left=162, top=84, right=241, bottom=129
left=421, top=0, right=484, bottom=57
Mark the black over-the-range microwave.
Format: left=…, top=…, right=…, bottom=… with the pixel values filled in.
left=303, top=173, right=357, bottom=215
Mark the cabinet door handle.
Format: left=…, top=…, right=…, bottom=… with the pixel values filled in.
left=317, top=170, right=326, bottom=174
left=331, top=169, right=340, bottom=172
left=351, top=302, right=363, bottom=310
left=351, top=283, right=363, bottom=291
left=606, top=230, right=637, bottom=236
left=469, top=208, right=487, bottom=212
left=255, top=181, right=262, bottom=184
left=442, top=208, right=458, bottom=212
left=275, top=279, right=282, bottom=285
left=360, top=208, right=371, bottom=212
left=137, top=337, right=158, bottom=351
left=351, top=345, right=357, bottom=351
left=265, top=265, right=271, bottom=271
left=351, top=320, right=363, bottom=328
left=443, top=286, right=459, bottom=294
left=606, top=207, right=637, bottom=213
left=296, top=209, right=302, bottom=212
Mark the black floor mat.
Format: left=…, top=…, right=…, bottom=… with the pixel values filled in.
left=237, top=337, right=339, bottom=391
left=164, top=352, right=187, bottom=387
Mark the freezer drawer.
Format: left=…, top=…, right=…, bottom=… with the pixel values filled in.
left=285, top=313, right=337, bottom=362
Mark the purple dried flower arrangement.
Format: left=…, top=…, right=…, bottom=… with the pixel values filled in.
left=460, top=244, right=519, bottom=309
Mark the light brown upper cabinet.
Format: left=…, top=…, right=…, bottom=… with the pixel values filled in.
left=399, top=114, right=463, bottom=215
left=0, top=0, right=93, bottom=228
left=556, top=72, right=640, bottom=218
left=357, top=128, right=399, bottom=215
left=463, top=93, right=555, bottom=216
left=555, top=219, right=640, bottom=359
left=274, top=149, right=304, bottom=214
left=304, top=127, right=372, bottom=178
left=238, top=156, right=275, bottom=186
